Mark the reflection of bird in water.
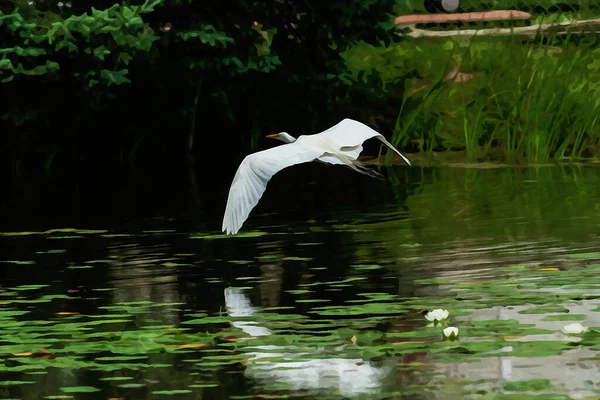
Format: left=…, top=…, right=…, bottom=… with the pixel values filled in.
left=224, top=287, right=271, bottom=337
left=222, top=118, right=411, bottom=235
left=223, top=287, right=391, bottom=396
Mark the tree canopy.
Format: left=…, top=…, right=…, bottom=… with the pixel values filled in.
left=1, top=0, right=399, bottom=174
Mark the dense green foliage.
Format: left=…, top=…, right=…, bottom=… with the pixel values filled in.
left=1, top=0, right=397, bottom=174
left=0, top=1, right=160, bottom=85
left=1, top=0, right=599, bottom=175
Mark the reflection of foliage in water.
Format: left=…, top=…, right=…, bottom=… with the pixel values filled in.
left=1, top=166, right=600, bottom=398
left=380, top=165, right=600, bottom=245
left=2, top=254, right=600, bottom=398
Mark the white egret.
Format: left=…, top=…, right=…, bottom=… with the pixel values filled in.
left=222, top=118, right=411, bottom=235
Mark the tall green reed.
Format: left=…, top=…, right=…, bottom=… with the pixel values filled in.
left=341, top=32, right=600, bottom=163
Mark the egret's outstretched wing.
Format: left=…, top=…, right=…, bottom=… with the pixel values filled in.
left=222, top=143, right=324, bottom=235
left=317, top=118, right=411, bottom=166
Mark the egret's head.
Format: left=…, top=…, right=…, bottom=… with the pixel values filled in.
left=266, top=132, right=296, bottom=144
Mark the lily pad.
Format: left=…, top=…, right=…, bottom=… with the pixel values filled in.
left=59, top=386, right=101, bottom=393
left=151, top=390, right=193, bottom=395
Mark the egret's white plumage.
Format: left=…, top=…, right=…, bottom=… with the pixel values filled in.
left=222, top=118, right=411, bottom=235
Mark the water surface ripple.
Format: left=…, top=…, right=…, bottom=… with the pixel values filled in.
left=1, top=165, right=600, bottom=399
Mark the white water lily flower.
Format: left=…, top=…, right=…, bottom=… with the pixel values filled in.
left=561, top=322, right=588, bottom=335
left=425, top=309, right=449, bottom=323
left=443, top=326, right=459, bottom=341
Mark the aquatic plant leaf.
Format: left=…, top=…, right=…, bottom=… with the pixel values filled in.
left=0, top=380, right=36, bottom=385
left=541, top=314, right=587, bottom=322
left=118, top=383, right=146, bottom=388
left=151, top=389, right=193, bottom=395
left=59, top=386, right=101, bottom=392
left=502, top=379, right=554, bottom=392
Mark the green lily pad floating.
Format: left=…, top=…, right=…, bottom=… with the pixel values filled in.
left=357, top=293, right=397, bottom=301
left=9, top=285, right=49, bottom=291
left=0, top=260, right=35, bottom=265
left=35, top=249, right=67, bottom=254
left=101, top=234, right=132, bottom=238
left=181, top=316, right=230, bottom=325
left=0, top=310, right=30, bottom=317
left=195, top=360, right=237, bottom=368
left=99, top=376, right=134, bottom=381
left=5, top=294, right=72, bottom=304
left=87, top=314, right=132, bottom=319
left=541, top=314, right=587, bottom=321
left=262, top=306, right=295, bottom=311
left=568, top=252, right=600, bottom=260
left=81, top=319, right=132, bottom=326
left=0, top=380, right=36, bottom=385
left=0, top=228, right=107, bottom=236
left=164, top=262, right=194, bottom=267
left=118, top=383, right=146, bottom=388
left=190, top=231, right=267, bottom=240
left=59, top=386, right=101, bottom=393
left=286, top=289, right=312, bottom=295
left=351, top=264, right=384, bottom=270
left=518, top=305, right=569, bottom=314
left=230, top=260, right=253, bottom=265
left=96, top=356, right=148, bottom=361
left=92, top=363, right=173, bottom=372
left=295, top=299, right=330, bottom=303
left=502, top=379, right=554, bottom=392
left=414, top=278, right=456, bottom=285
left=151, top=390, right=193, bottom=395
left=113, top=301, right=154, bottom=306
left=189, top=383, right=219, bottom=388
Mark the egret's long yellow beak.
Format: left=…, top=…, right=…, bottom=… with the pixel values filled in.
left=266, top=133, right=280, bottom=139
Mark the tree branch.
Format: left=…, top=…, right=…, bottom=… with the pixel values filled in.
left=187, top=78, right=202, bottom=157
left=394, top=10, right=531, bottom=26
left=398, top=18, right=600, bottom=39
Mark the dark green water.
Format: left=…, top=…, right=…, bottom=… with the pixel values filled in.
left=1, top=165, right=600, bottom=400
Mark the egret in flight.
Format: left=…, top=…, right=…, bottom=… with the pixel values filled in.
left=222, top=118, right=411, bottom=235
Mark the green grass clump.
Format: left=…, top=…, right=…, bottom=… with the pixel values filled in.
left=341, top=34, right=600, bottom=163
